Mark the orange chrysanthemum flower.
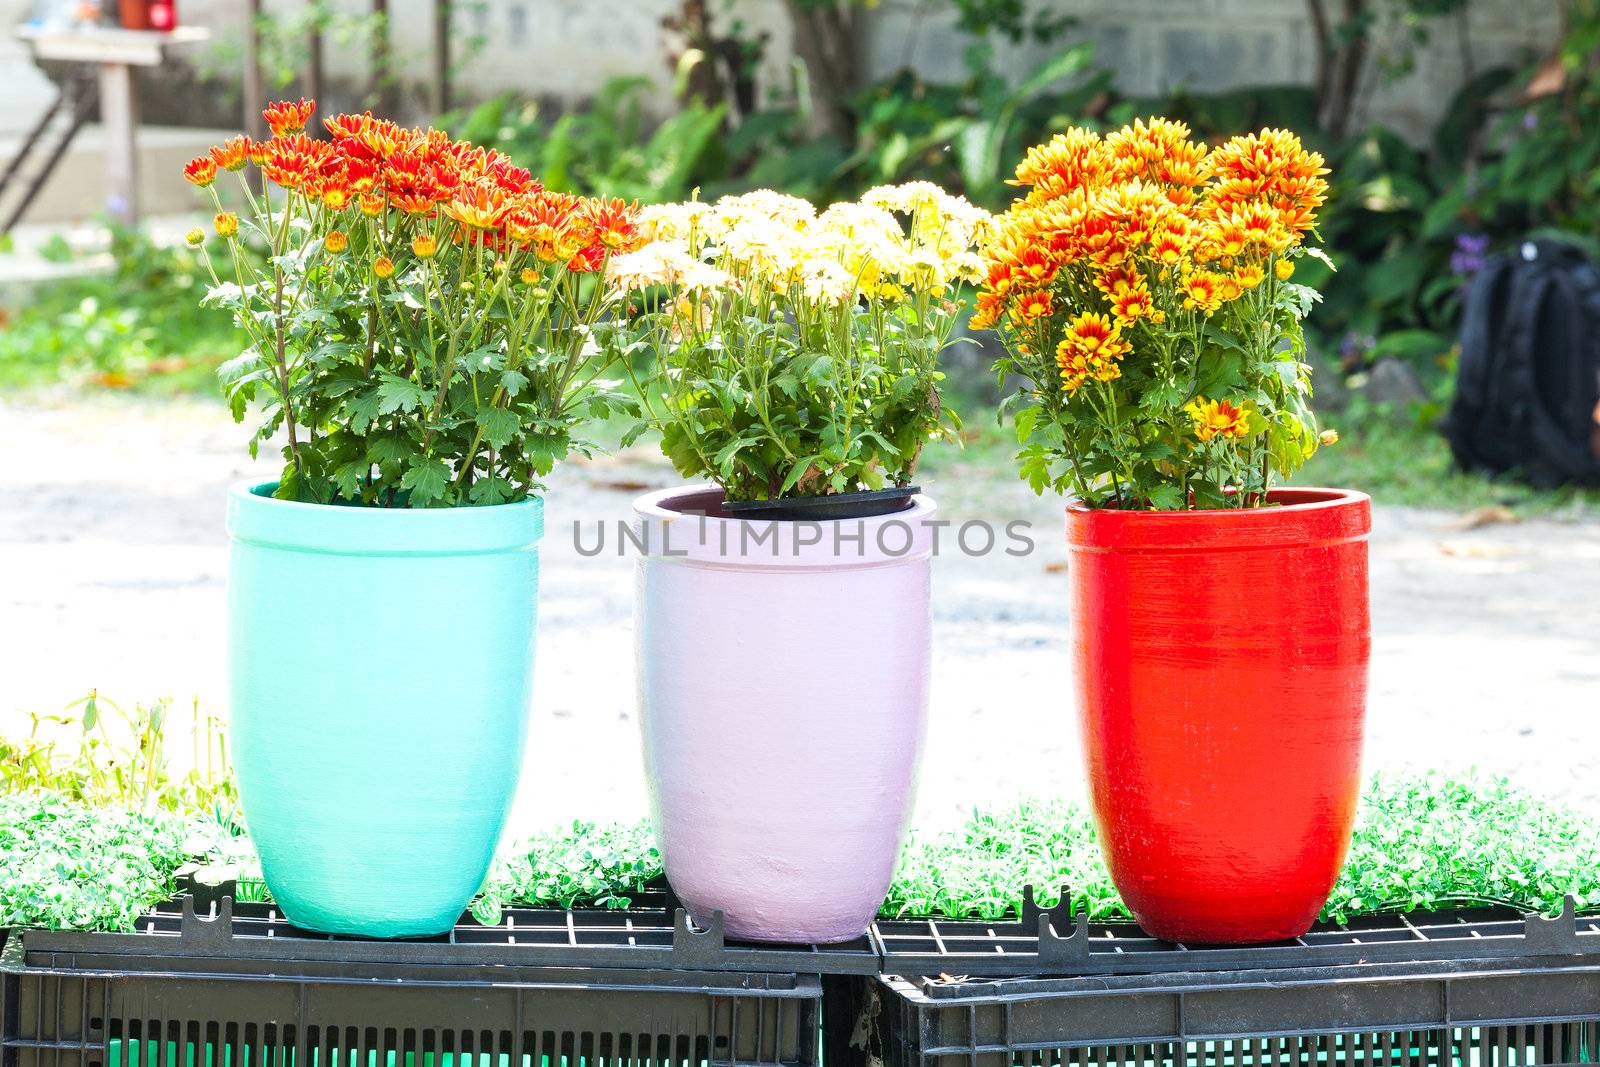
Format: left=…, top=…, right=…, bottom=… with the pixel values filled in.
left=1095, top=266, right=1146, bottom=300
left=444, top=181, right=508, bottom=230
left=506, top=192, right=583, bottom=261
left=1207, top=222, right=1247, bottom=259
left=323, top=111, right=377, bottom=141
left=1149, top=230, right=1187, bottom=266
left=259, top=99, right=312, bottom=137
left=1234, top=263, right=1265, bottom=289
left=1012, top=128, right=1114, bottom=203
left=213, top=211, right=238, bottom=237
left=1181, top=271, right=1226, bottom=313
left=263, top=98, right=316, bottom=137
left=183, top=155, right=218, bottom=187
left=1111, top=285, right=1155, bottom=324
left=412, top=234, right=438, bottom=259
left=358, top=193, right=385, bottom=217
left=1207, top=128, right=1328, bottom=237
left=1186, top=397, right=1252, bottom=442
left=968, top=291, right=1005, bottom=331
left=585, top=197, right=643, bottom=252
left=1008, top=290, right=1054, bottom=325
left=209, top=136, right=253, bottom=172
left=324, top=230, right=347, bottom=254
left=1105, top=117, right=1209, bottom=189
left=1057, top=348, right=1091, bottom=392
left=260, top=134, right=333, bottom=190
left=1055, top=311, right=1130, bottom=391
left=372, top=255, right=395, bottom=279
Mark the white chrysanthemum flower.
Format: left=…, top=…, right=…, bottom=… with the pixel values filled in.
left=605, top=240, right=695, bottom=289
left=801, top=259, right=857, bottom=305
left=638, top=201, right=715, bottom=244
left=718, top=216, right=804, bottom=277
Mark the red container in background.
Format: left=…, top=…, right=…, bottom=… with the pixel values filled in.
left=118, top=0, right=151, bottom=30
left=1066, top=488, right=1372, bottom=944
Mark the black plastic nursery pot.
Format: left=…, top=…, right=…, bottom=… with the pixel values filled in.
left=0, top=900, right=821, bottom=1067
left=722, top=486, right=920, bottom=521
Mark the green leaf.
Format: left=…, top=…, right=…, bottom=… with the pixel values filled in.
left=345, top=390, right=384, bottom=434
left=400, top=457, right=451, bottom=505
left=468, top=476, right=515, bottom=505
left=332, top=461, right=368, bottom=500
left=217, top=351, right=264, bottom=385
left=1146, top=485, right=1185, bottom=510
left=476, top=406, right=520, bottom=449
left=500, top=369, right=530, bottom=397
left=376, top=376, right=428, bottom=416
left=367, top=437, right=411, bottom=466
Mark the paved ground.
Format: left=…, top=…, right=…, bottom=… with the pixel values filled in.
left=3, top=392, right=1598, bottom=835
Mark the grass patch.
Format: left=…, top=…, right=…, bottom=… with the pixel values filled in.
left=0, top=230, right=243, bottom=394
left=1298, top=407, right=1600, bottom=515
left=920, top=387, right=1600, bottom=517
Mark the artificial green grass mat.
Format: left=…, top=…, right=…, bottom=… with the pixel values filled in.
left=486, top=773, right=1600, bottom=923
left=6, top=773, right=1597, bottom=931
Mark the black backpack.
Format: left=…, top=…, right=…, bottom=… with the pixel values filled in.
left=1446, top=237, right=1600, bottom=487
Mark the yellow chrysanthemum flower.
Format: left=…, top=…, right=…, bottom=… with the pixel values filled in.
left=1186, top=397, right=1252, bottom=442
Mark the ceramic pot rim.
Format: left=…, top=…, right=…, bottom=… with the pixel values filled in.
left=227, top=480, right=544, bottom=556
left=633, top=484, right=939, bottom=567
left=1065, top=486, right=1371, bottom=553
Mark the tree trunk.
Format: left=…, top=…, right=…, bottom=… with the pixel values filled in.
left=1305, top=0, right=1368, bottom=138
left=786, top=0, right=860, bottom=141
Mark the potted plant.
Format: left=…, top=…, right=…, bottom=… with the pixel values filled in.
left=612, top=185, right=990, bottom=943
left=971, top=120, right=1368, bottom=944
left=183, top=100, right=642, bottom=937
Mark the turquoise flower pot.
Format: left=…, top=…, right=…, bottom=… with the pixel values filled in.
left=226, top=481, right=542, bottom=938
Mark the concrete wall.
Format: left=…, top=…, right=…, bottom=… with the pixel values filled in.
left=143, top=0, right=799, bottom=119
left=3, top=0, right=1568, bottom=140
left=863, top=0, right=1563, bottom=143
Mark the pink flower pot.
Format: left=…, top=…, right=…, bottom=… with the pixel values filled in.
left=633, top=486, right=936, bottom=944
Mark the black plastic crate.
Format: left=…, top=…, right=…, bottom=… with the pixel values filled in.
left=871, top=890, right=1600, bottom=979
left=0, top=921, right=821, bottom=1067
left=858, top=955, right=1600, bottom=1067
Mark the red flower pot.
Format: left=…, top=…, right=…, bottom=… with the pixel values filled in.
left=1066, top=487, right=1371, bottom=944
